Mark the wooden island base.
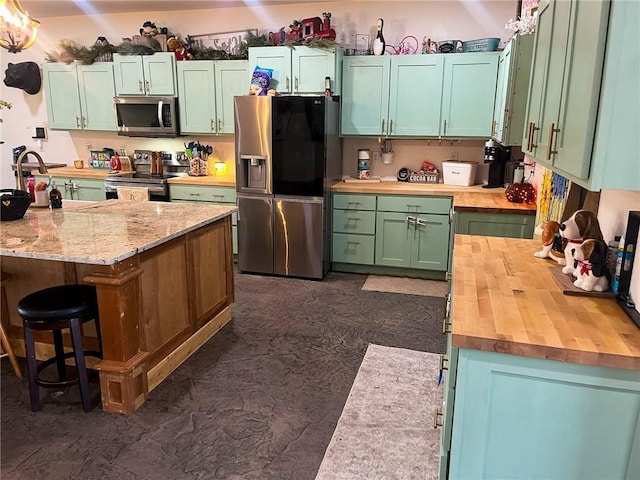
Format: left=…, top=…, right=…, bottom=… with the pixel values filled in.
left=2, top=210, right=235, bottom=415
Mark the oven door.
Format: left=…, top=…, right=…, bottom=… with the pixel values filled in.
left=104, top=181, right=170, bottom=202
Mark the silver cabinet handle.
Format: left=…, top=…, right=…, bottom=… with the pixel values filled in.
left=347, top=202, right=361, bottom=209
left=218, top=119, right=223, bottom=132
left=406, top=215, right=416, bottom=228
left=145, top=80, right=150, bottom=93
left=346, top=241, right=360, bottom=246
left=443, top=119, right=447, bottom=135
left=76, top=116, right=81, bottom=128
left=442, top=317, right=452, bottom=335
left=210, top=119, right=215, bottom=132
left=138, top=80, right=143, bottom=94
left=390, top=119, right=393, bottom=134
left=81, top=117, right=86, bottom=129
left=433, top=409, right=443, bottom=428
left=381, top=119, right=385, bottom=135
left=416, top=217, right=427, bottom=226
left=294, top=76, right=298, bottom=92
left=286, top=76, right=290, bottom=91
left=346, top=217, right=360, bottom=222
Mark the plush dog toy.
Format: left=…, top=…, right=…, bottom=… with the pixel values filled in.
left=559, top=210, right=603, bottom=277
left=571, top=239, right=610, bottom=292
left=533, top=221, right=566, bottom=264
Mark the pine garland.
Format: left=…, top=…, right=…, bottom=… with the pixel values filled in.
left=283, top=37, right=338, bottom=50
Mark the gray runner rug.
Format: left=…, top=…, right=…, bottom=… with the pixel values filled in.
left=315, top=344, right=443, bottom=480
left=361, top=275, right=449, bottom=298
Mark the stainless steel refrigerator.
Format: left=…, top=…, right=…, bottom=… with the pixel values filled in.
left=234, top=95, right=341, bottom=279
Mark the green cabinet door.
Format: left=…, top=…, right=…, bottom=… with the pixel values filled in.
left=441, top=53, right=499, bottom=137
left=248, top=46, right=292, bottom=93
left=552, top=0, right=609, bottom=180
left=389, top=55, right=444, bottom=137
left=492, top=40, right=511, bottom=143
left=341, top=57, right=390, bottom=136
left=143, top=53, right=176, bottom=96
left=450, top=349, right=640, bottom=479
left=375, top=211, right=411, bottom=267
left=412, top=214, right=450, bottom=271
left=292, top=46, right=337, bottom=94
left=43, top=63, right=83, bottom=130
left=113, top=54, right=145, bottom=95
left=177, top=61, right=216, bottom=134
left=522, top=0, right=553, bottom=158
left=215, top=60, right=250, bottom=134
left=77, top=63, right=116, bottom=131
left=72, top=178, right=106, bottom=201
left=456, top=212, right=535, bottom=239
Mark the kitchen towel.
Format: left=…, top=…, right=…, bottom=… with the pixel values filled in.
left=116, top=186, right=149, bottom=201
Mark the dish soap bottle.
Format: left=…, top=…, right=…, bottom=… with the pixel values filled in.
left=49, top=181, right=63, bottom=209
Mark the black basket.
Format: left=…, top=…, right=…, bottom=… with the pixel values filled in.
left=1, top=189, right=32, bottom=221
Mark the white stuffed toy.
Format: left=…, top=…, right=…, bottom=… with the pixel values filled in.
left=559, top=210, right=603, bottom=277
left=570, top=239, right=610, bottom=292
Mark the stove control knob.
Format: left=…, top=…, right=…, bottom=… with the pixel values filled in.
left=133, top=153, right=141, bottom=160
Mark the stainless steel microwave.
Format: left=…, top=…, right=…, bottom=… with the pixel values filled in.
left=114, top=96, right=179, bottom=137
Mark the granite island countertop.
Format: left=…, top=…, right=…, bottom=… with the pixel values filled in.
left=331, top=182, right=536, bottom=214
left=0, top=200, right=237, bottom=265
left=451, top=235, right=640, bottom=370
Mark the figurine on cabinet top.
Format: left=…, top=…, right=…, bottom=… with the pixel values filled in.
left=373, top=18, right=386, bottom=55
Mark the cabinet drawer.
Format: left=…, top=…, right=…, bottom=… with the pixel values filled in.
left=377, top=195, right=452, bottom=214
left=170, top=184, right=236, bottom=203
left=333, top=193, right=376, bottom=211
left=332, top=233, right=375, bottom=265
left=333, top=210, right=376, bottom=235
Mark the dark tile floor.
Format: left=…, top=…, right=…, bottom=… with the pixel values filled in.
left=1, top=271, right=446, bottom=480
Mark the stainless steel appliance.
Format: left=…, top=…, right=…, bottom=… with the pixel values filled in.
left=114, top=96, right=179, bottom=137
left=104, top=150, right=188, bottom=201
left=235, top=95, right=341, bottom=279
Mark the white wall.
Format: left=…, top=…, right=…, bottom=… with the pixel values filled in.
left=1, top=0, right=518, bottom=187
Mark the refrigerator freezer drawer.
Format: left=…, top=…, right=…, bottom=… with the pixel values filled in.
left=274, top=197, right=324, bottom=279
left=237, top=195, right=273, bottom=274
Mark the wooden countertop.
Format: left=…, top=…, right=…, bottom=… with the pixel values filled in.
left=168, top=175, right=236, bottom=187
left=451, top=235, right=640, bottom=370
left=34, top=167, right=112, bottom=179
left=0, top=200, right=236, bottom=265
left=331, top=182, right=536, bottom=214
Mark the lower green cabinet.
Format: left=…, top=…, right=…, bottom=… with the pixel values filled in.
left=34, top=176, right=106, bottom=202
left=448, top=349, right=640, bottom=479
left=455, top=211, right=535, bottom=239
left=169, top=184, right=238, bottom=255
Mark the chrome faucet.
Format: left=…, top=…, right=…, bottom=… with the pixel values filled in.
left=15, top=150, right=48, bottom=191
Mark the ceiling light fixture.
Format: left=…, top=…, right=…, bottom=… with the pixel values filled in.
left=0, top=0, right=40, bottom=53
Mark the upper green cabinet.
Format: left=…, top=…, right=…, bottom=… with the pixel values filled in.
left=522, top=0, right=638, bottom=191
left=248, top=46, right=342, bottom=95
left=441, top=53, right=499, bottom=138
left=341, top=53, right=498, bottom=138
left=492, top=34, right=534, bottom=146
left=177, top=60, right=250, bottom=134
left=113, top=52, right=176, bottom=96
left=43, top=62, right=116, bottom=131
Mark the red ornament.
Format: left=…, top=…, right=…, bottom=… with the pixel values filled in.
left=505, top=181, right=536, bottom=204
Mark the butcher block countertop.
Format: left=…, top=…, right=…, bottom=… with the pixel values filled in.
left=0, top=200, right=236, bottom=265
left=331, top=182, right=536, bottom=214
left=452, top=235, right=640, bottom=370
left=33, top=166, right=112, bottom=179
left=168, top=175, right=236, bottom=187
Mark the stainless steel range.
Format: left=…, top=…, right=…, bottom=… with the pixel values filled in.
left=104, top=150, right=189, bottom=201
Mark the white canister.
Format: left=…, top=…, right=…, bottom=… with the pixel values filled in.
left=357, top=149, right=370, bottom=179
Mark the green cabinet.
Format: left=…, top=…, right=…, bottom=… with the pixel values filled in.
left=332, top=193, right=376, bottom=265
left=177, top=60, right=250, bottom=134
left=43, top=62, right=116, bottom=131
left=341, top=53, right=498, bottom=138
left=455, top=211, right=535, bottom=238
left=169, top=184, right=238, bottom=254
left=449, top=349, right=640, bottom=479
left=34, top=176, right=106, bottom=201
left=248, top=46, right=342, bottom=95
left=375, top=196, right=451, bottom=271
left=522, top=0, right=639, bottom=190
left=113, top=53, right=176, bottom=96
left=491, top=35, right=534, bottom=146
left=441, top=53, right=499, bottom=138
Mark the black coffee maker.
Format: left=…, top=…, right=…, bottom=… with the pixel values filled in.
left=482, top=141, right=511, bottom=189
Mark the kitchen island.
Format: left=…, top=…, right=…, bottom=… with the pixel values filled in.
left=0, top=200, right=236, bottom=414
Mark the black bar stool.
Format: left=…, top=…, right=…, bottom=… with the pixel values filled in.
left=17, top=284, right=103, bottom=412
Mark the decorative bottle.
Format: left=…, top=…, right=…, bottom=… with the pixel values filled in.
left=49, top=182, right=63, bottom=209
left=373, top=18, right=386, bottom=55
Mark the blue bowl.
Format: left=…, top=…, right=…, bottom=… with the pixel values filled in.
left=1, top=189, right=32, bottom=221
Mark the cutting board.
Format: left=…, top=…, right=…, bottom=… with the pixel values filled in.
left=548, top=266, right=616, bottom=298
left=343, top=176, right=382, bottom=183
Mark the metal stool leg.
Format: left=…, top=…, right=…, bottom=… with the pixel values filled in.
left=69, top=318, right=92, bottom=412
left=23, top=325, right=41, bottom=412
left=52, top=329, right=67, bottom=381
